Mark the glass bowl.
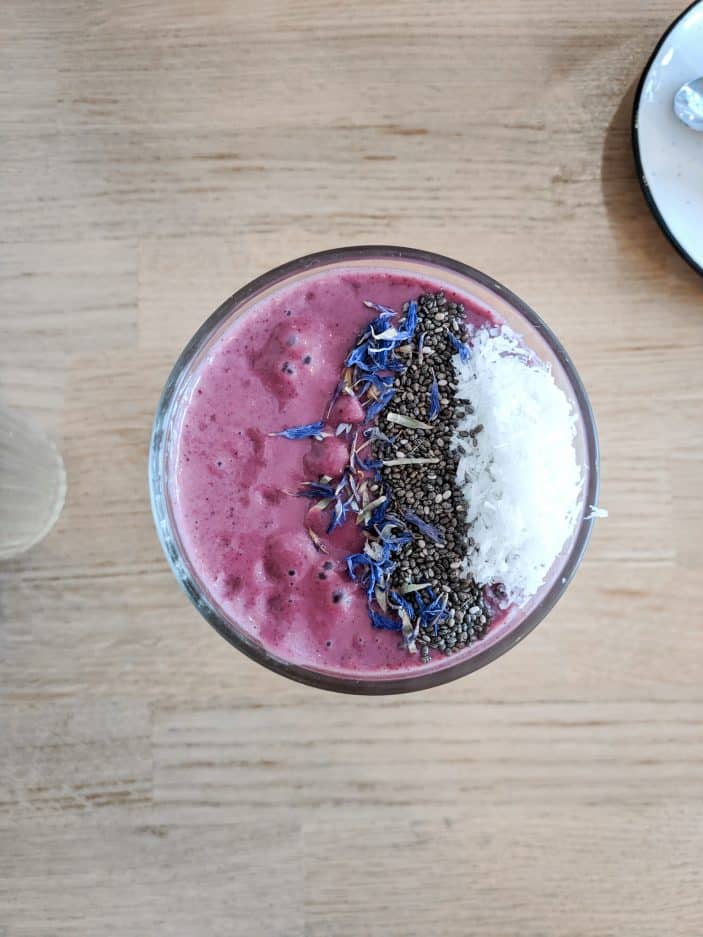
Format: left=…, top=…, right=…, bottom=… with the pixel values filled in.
left=149, top=246, right=600, bottom=694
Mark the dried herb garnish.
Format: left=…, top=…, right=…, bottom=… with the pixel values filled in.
left=382, top=457, right=439, bottom=466
left=385, top=412, right=433, bottom=430
left=306, top=527, right=328, bottom=553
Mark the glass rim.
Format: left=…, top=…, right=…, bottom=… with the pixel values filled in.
left=149, top=244, right=600, bottom=695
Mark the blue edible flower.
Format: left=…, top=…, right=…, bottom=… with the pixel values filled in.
left=346, top=553, right=380, bottom=600
left=422, top=592, right=450, bottom=635
left=297, top=482, right=335, bottom=499
left=327, top=498, right=348, bottom=534
left=363, top=301, right=396, bottom=322
left=365, top=388, right=396, bottom=422
left=271, top=420, right=325, bottom=440
left=353, top=453, right=383, bottom=471
left=366, top=497, right=390, bottom=530
left=369, top=609, right=402, bottom=632
left=346, top=553, right=371, bottom=580
left=345, top=344, right=371, bottom=368
left=390, top=591, right=414, bottom=620
left=404, top=300, right=418, bottom=339
left=356, top=373, right=394, bottom=396
left=447, top=331, right=471, bottom=363
left=428, top=378, right=440, bottom=421
left=403, top=511, right=444, bottom=545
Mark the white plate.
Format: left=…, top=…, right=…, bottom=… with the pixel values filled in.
left=633, top=0, right=703, bottom=276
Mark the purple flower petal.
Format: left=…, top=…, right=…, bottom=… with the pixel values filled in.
left=369, top=609, right=402, bottom=631
left=428, top=378, right=440, bottom=421
left=404, top=511, right=444, bottom=545
left=297, top=482, right=335, bottom=499
left=447, top=331, right=471, bottom=363
left=271, top=420, right=325, bottom=440
left=404, top=300, right=418, bottom=338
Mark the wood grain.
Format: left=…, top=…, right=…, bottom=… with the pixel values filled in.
left=1, top=1, right=702, bottom=935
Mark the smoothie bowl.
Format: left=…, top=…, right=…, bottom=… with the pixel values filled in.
left=149, top=246, right=599, bottom=694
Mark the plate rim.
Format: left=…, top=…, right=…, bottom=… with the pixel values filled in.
left=631, top=0, right=703, bottom=279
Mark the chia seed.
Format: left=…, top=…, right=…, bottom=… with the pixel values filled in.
left=370, top=290, right=491, bottom=661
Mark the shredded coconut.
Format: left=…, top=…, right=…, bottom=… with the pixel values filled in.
left=586, top=504, right=608, bottom=519
left=453, top=326, right=582, bottom=602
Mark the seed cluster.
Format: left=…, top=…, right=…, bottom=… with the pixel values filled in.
left=375, top=292, right=490, bottom=661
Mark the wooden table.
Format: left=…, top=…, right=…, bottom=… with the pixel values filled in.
left=1, top=2, right=701, bottom=934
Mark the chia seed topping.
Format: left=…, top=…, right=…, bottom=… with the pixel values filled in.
left=370, top=292, right=489, bottom=661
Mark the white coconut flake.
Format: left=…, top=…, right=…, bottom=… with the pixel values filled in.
left=453, top=326, right=583, bottom=603
left=586, top=504, right=608, bottom=519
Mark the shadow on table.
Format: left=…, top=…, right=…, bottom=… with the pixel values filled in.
left=600, top=82, right=701, bottom=291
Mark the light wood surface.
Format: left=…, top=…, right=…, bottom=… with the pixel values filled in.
left=1, top=2, right=702, bottom=935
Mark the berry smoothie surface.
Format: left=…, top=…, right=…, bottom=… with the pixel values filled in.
left=170, top=269, right=496, bottom=678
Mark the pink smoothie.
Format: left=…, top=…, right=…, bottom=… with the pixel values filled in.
left=170, top=269, right=495, bottom=678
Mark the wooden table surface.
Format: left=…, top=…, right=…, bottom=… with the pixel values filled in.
left=1, top=2, right=702, bottom=935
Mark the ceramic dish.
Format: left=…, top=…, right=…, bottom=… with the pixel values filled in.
left=632, top=0, right=703, bottom=276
